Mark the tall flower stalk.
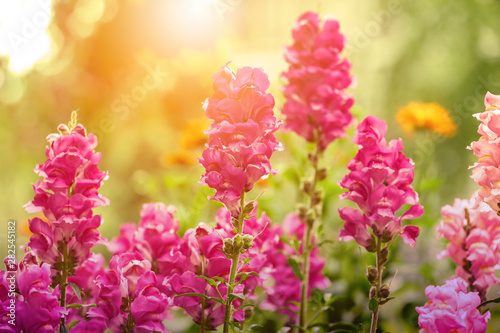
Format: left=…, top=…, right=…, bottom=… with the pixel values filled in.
left=281, top=11, right=354, bottom=330
left=18, top=111, right=109, bottom=331
left=338, top=116, right=423, bottom=333
left=199, top=64, right=281, bottom=332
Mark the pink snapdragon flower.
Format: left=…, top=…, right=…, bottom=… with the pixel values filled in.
left=163, top=207, right=272, bottom=330
left=88, top=252, right=171, bottom=333
left=436, top=193, right=500, bottom=298
left=199, top=64, right=282, bottom=216
left=109, top=203, right=184, bottom=279
left=470, top=92, right=500, bottom=211
left=338, top=116, right=423, bottom=250
left=16, top=263, right=67, bottom=332
left=259, top=213, right=330, bottom=321
left=416, top=278, right=490, bottom=333
left=24, top=118, right=109, bottom=265
left=282, top=11, right=354, bottom=151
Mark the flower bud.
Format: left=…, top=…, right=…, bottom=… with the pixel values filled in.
left=243, top=201, right=255, bottom=216
left=369, top=286, right=377, bottom=299
left=366, top=265, right=378, bottom=285
left=241, top=234, right=254, bottom=252
left=301, top=180, right=312, bottom=194
left=379, top=247, right=389, bottom=266
left=316, top=168, right=327, bottom=181
left=234, top=234, right=242, bottom=249
left=223, top=238, right=234, bottom=256
left=379, top=284, right=390, bottom=299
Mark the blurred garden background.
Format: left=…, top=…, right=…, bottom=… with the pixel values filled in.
left=1, top=0, right=500, bottom=331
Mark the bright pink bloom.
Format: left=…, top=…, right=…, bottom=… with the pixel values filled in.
left=163, top=208, right=272, bottom=329
left=259, top=213, right=330, bottom=321
left=416, top=278, right=490, bottom=333
left=109, top=203, right=184, bottom=279
left=282, top=11, right=354, bottom=151
left=89, top=252, right=171, bottom=333
left=24, top=121, right=108, bottom=265
left=339, top=116, right=423, bottom=250
left=436, top=194, right=500, bottom=297
left=16, top=263, right=67, bottom=332
left=470, top=92, right=500, bottom=211
left=199, top=64, right=282, bottom=216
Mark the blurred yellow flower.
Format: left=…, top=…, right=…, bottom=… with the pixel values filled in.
left=162, top=150, right=198, bottom=166
left=395, top=102, right=457, bottom=137
left=180, top=117, right=210, bottom=150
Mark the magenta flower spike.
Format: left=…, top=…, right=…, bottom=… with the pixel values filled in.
left=198, top=63, right=281, bottom=332
left=282, top=11, right=354, bottom=152
left=199, top=63, right=282, bottom=217
left=339, top=116, right=423, bottom=333
left=13, top=111, right=110, bottom=330
left=281, top=12, right=354, bottom=330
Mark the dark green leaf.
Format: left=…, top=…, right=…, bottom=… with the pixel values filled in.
left=287, top=257, right=304, bottom=280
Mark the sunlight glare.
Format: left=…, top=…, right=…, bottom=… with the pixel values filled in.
left=0, top=0, right=52, bottom=74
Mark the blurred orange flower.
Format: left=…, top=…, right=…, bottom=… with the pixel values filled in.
left=395, top=102, right=457, bottom=137
left=162, top=150, right=198, bottom=166
left=19, top=213, right=48, bottom=238
left=179, top=117, right=210, bottom=150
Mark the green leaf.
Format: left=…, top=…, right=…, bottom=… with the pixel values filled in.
left=242, top=324, right=263, bottom=332
left=241, top=257, right=252, bottom=266
left=68, top=282, right=82, bottom=301
left=66, top=303, right=97, bottom=309
left=237, top=303, right=255, bottom=311
left=230, top=292, right=245, bottom=300
left=312, top=289, right=323, bottom=306
left=67, top=320, right=81, bottom=329
left=237, top=271, right=259, bottom=284
left=175, top=293, right=225, bottom=304
left=195, top=275, right=218, bottom=286
left=287, top=257, right=304, bottom=280
left=369, top=298, right=378, bottom=313
left=325, top=295, right=345, bottom=306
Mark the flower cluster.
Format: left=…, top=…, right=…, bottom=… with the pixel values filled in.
left=470, top=91, right=500, bottom=212
left=338, top=116, right=423, bottom=250
left=24, top=115, right=109, bottom=267
left=436, top=193, right=500, bottom=299
left=109, top=202, right=183, bottom=280
left=16, top=259, right=66, bottom=332
left=259, top=213, right=330, bottom=321
left=88, top=252, right=172, bottom=332
left=199, top=64, right=282, bottom=216
left=164, top=207, right=271, bottom=330
left=395, top=102, right=457, bottom=137
left=416, top=278, right=490, bottom=333
left=282, top=11, right=354, bottom=151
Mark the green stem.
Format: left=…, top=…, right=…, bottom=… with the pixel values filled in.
left=297, top=141, right=322, bottom=332
left=200, top=255, right=207, bottom=333
left=223, top=193, right=246, bottom=333
left=370, top=237, right=382, bottom=333
left=59, top=242, right=68, bottom=332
